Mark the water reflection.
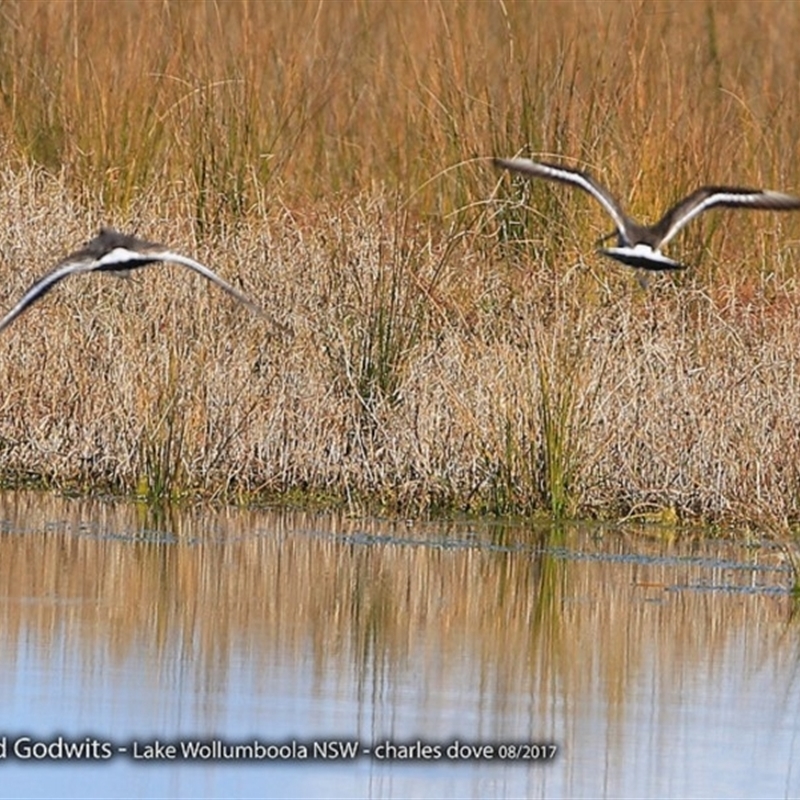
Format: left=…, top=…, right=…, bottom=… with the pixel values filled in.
left=0, top=491, right=797, bottom=798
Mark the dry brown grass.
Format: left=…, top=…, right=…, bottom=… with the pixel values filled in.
left=1, top=1, right=800, bottom=523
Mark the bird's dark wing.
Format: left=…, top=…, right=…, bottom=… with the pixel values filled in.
left=0, top=253, right=100, bottom=334
left=654, top=187, right=800, bottom=248
left=0, top=227, right=275, bottom=335
left=493, top=157, right=632, bottom=240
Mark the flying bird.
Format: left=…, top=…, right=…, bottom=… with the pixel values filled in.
left=493, top=157, right=800, bottom=271
left=0, top=227, right=266, bottom=335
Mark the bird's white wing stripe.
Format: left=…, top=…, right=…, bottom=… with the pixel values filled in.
left=0, top=257, right=98, bottom=334
left=526, top=162, right=629, bottom=232
left=96, top=246, right=260, bottom=312
left=0, top=232, right=269, bottom=336
left=150, top=249, right=262, bottom=314
left=659, top=191, right=800, bottom=247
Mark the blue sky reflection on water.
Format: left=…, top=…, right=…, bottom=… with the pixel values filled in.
left=0, top=494, right=798, bottom=799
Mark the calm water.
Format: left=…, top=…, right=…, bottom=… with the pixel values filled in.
left=0, top=491, right=797, bottom=799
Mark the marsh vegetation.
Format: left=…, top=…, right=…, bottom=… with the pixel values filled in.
left=0, top=1, right=799, bottom=526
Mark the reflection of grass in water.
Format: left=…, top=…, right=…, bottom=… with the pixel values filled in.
left=0, top=496, right=793, bottom=738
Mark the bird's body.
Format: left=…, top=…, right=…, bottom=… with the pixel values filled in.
left=0, top=227, right=264, bottom=334
left=493, top=157, right=800, bottom=271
